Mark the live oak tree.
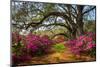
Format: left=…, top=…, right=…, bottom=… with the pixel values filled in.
left=12, top=2, right=96, bottom=39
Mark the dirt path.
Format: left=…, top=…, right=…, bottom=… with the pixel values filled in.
left=19, top=42, right=95, bottom=65
left=28, top=47, right=78, bottom=64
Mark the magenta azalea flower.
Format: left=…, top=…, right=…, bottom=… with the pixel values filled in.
left=66, top=32, right=96, bottom=55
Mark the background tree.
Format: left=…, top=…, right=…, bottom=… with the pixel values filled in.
left=12, top=1, right=96, bottom=39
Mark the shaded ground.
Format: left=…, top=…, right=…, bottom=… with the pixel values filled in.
left=18, top=45, right=95, bottom=66
left=29, top=48, right=95, bottom=65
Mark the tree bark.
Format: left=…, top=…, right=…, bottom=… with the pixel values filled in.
left=76, top=5, right=84, bottom=36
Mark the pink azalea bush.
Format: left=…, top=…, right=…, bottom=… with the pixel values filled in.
left=25, top=33, right=54, bottom=56
left=12, top=32, right=54, bottom=65
left=12, top=53, right=32, bottom=65
left=12, top=31, right=96, bottom=65
left=65, top=32, right=96, bottom=57
left=12, top=32, right=31, bottom=65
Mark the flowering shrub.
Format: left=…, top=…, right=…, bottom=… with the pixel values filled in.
left=25, top=33, right=54, bottom=56
left=12, top=53, right=32, bottom=65
left=12, top=32, right=22, bottom=45
left=12, top=32, right=29, bottom=65
left=12, top=44, right=32, bottom=65
left=12, top=31, right=96, bottom=64
left=12, top=32, right=54, bottom=64
left=66, top=32, right=96, bottom=57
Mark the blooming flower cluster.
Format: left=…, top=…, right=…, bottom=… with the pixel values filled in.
left=25, top=33, right=54, bottom=56
left=12, top=32, right=54, bottom=65
left=66, top=32, right=96, bottom=56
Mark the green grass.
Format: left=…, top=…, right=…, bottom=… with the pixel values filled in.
left=53, top=43, right=66, bottom=53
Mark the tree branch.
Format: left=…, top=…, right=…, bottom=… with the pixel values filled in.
left=41, top=23, right=68, bottom=28
left=83, top=6, right=96, bottom=15
left=26, top=12, right=71, bottom=29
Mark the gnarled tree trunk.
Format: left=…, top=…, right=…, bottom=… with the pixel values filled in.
left=76, top=5, right=84, bottom=36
